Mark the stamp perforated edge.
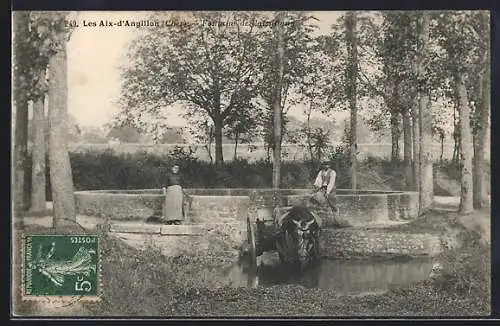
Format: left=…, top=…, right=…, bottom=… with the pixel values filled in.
left=20, top=233, right=104, bottom=303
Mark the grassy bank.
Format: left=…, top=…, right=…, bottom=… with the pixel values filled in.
left=85, top=216, right=492, bottom=317
left=12, top=208, right=490, bottom=317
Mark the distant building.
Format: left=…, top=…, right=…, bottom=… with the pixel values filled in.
left=108, top=138, right=121, bottom=146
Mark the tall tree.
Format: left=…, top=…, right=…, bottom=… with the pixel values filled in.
left=470, top=11, right=490, bottom=208
left=412, top=97, right=420, bottom=193
left=416, top=12, right=434, bottom=214
left=273, top=12, right=285, bottom=193
left=42, top=12, right=77, bottom=225
left=119, top=12, right=263, bottom=166
left=380, top=12, right=419, bottom=187
left=30, top=69, right=47, bottom=212
left=436, top=12, right=476, bottom=214
left=256, top=12, right=318, bottom=162
left=472, top=64, right=490, bottom=208
left=345, top=12, right=358, bottom=190
left=13, top=11, right=31, bottom=214
left=455, top=73, right=474, bottom=213
left=402, top=109, right=413, bottom=187
left=15, top=12, right=77, bottom=219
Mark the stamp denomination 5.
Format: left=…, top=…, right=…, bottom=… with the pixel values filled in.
left=22, top=234, right=101, bottom=301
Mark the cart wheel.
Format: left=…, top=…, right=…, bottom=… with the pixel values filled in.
left=247, top=217, right=257, bottom=268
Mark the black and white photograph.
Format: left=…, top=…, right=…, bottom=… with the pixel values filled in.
left=11, top=10, right=491, bottom=317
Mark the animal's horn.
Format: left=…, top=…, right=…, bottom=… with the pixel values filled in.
left=280, top=212, right=290, bottom=220
left=305, top=219, right=315, bottom=228
left=292, top=219, right=301, bottom=226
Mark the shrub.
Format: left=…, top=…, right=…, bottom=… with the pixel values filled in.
left=24, top=151, right=463, bottom=201
left=434, top=229, right=490, bottom=298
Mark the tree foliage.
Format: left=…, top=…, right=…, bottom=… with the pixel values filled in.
left=119, top=12, right=266, bottom=163
left=14, top=12, right=75, bottom=102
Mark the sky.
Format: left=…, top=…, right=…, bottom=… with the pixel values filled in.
left=66, top=11, right=344, bottom=128
left=67, top=12, right=144, bottom=127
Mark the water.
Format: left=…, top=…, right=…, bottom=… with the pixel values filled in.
left=215, top=255, right=434, bottom=295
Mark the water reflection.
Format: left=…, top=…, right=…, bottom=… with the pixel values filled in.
left=219, top=257, right=434, bottom=294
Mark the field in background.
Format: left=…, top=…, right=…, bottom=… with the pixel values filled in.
left=69, top=141, right=465, bottom=162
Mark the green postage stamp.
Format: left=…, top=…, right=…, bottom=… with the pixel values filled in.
left=22, top=234, right=101, bottom=301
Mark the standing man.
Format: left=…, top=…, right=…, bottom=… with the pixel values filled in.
left=312, top=160, right=338, bottom=214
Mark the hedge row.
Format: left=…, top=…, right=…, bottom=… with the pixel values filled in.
left=24, top=149, right=468, bottom=202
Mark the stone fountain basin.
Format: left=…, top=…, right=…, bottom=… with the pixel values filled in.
left=74, top=188, right=418, bottom=227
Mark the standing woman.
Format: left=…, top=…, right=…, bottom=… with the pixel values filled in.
left=163, top=163, right=186, bottom=225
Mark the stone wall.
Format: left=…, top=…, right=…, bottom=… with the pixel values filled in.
left=319, top=228, right=442, bottom=259
left=75, top=189, right=419, bottom=227
left=108, top=224, right=443, bottom=259
left=110, top=222, right=246, bottom=258
left=288, top=192, right=419, bottom=227
left=74, top=191, right=163, bottom=221
left=187, top=196, right=250, bottom=224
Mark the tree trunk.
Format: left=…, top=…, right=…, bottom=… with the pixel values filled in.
left=272, top=14, right=285, bottom=193
left=452, top=104, right=460, bottom=163
left=419, top=96, right=434, bottom=213
left=412, top=105, right=420, bottom=193
left=205, top=144, right=213, bottom=164
left=306, top=102, right=314, bottom=161
left=234, top=135, right=239, bottom=161
left=346, top=12, right=358, bottom=190
left=390, top=107, right=401, bottom=162
left=48, top=40, right=76, bottom=226
left=30, top=70, right=47, bottom=212
left=440, top=134, right=445, bottom=163
left=14, top=103, right=29, bottom=214
left=13, top=11, right=30, bottom=215
left=455, top=72, right=474, bottom=214
left=473, top=69, right=490, bottom=208
left=416, top=13, right=433, bottom=214
left=213, top=117, right=224, bottom=166
left=402, top=109, right=414, bottom=189
left=206, top=125, right=214, bottom=164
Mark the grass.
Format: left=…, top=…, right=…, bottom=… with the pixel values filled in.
left=383, top=209, right=457, bottom=234
left=11, top=208, right=491, bottom=317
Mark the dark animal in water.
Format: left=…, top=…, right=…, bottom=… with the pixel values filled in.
left=275, top=206, right=321, bottom=273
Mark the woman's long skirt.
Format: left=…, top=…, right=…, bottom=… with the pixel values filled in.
left=163, top=185, right=184, bottom=221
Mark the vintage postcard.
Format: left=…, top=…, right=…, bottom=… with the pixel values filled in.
left=11, top=10, right=491, bottom=318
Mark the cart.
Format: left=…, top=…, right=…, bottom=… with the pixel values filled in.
left=246, top=206, right=283, bottom=267
left=245, top=191, right=335, bottom=269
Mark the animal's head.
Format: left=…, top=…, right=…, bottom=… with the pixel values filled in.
left=291, top=219, right=317, bottom=240
left=281, top=206, right=320, bottom=267
left=283, top=207, right=319, bottom=231
left=292, top=219, right=319, bottom=263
